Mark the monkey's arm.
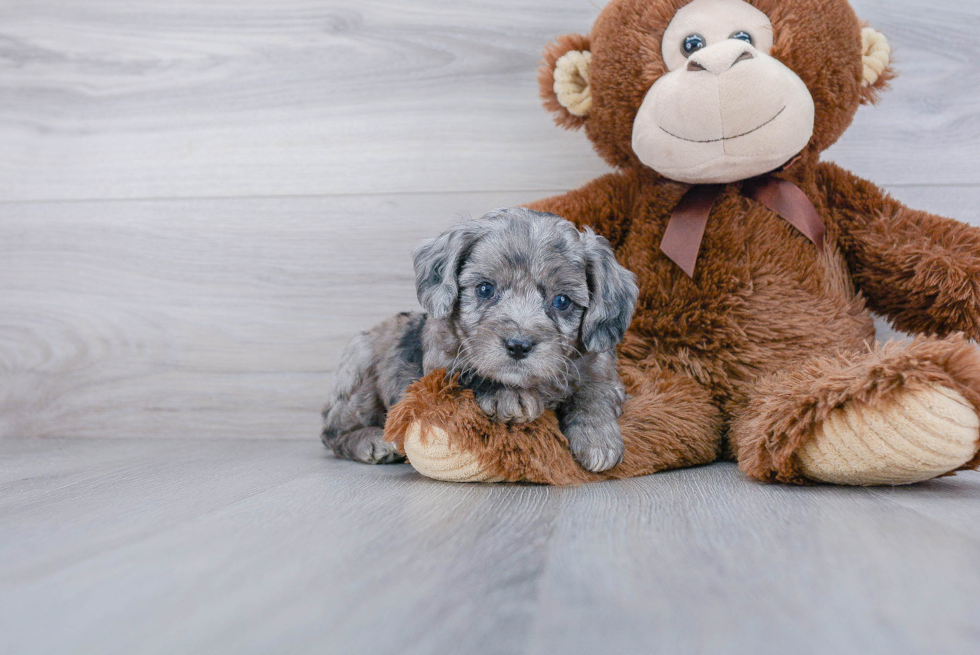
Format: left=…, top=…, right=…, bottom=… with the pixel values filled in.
left=818, top=161, right=980, bottom=339
left=525, top=170, right=637, bottom=249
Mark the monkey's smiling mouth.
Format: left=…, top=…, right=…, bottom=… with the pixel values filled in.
left=660, top=106, right=787, bottom=144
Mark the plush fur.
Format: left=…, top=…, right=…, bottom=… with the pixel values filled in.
left=731, top=334, right=980, bottom=484
left=386, top=0, right=980, bottom=485
left=385, top=365, right=722, bottom=485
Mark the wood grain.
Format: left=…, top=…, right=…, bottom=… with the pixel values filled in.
left=525, top=466, right=980, bottom=654
left=3, top=438, right=980, bottom=654
left=0, top=0, right=977, bottom=203
left=0, top=191, right=551, bottom=440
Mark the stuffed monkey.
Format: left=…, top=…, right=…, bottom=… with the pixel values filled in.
left=385, top=0, right=980, bottom=486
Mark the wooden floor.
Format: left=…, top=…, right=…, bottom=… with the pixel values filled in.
left=4, top=437, right=980, bottom=655
left=2, top=0, right=980, bottom=652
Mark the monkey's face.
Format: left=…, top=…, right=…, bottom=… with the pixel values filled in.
left=631, top=0, right=815, bottom=184
left=540, top=0, right=891, bottom=179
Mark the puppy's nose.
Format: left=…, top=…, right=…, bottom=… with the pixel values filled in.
left=505, top=337, right=535, bottom=360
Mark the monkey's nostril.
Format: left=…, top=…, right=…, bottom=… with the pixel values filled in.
left=505, top=338, right=535, bottom=360
left=687, top=59, right=707, bottom=72
left=732, top=50, right=755, bottom=66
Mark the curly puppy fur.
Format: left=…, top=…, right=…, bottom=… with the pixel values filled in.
left=322, top=208, right=638, bottom=472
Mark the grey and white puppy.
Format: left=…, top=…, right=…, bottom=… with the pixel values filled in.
left=321, top=207, right=638, bottom=472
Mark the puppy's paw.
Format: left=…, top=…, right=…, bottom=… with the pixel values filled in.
left=475, top=388, right=544, bottom=424
left=360, top=438, right=406, bottom=465
left=331, top=427, right=406, bottom=464
left=565, top=421, right=625, bottom=472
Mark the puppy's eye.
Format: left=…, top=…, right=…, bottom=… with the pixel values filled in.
left=730, top=31, right=753, bottom=44
left=476, top=282, right=495, bottom=300
left=682, top=34, right=706, bottom=57
left=552, top=295, right=572, bottom=311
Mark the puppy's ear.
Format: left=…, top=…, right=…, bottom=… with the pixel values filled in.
left=580, top=229, right=638, bottom=353
left=413, top=222, right=482, bottom=319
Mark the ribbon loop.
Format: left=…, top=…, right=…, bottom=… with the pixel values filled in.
left=743, top=177, right=825, bottom=251
left=659, top=184, right=724, bottom=278
left=659, top=176, right=825, bottom=277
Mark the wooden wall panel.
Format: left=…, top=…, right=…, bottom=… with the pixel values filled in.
left=0, top=0, right=977, bottom=439
left=0, top=0, right=977, bottom=202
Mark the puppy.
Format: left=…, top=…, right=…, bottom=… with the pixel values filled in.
left=321, top=207, right=638, bottom=472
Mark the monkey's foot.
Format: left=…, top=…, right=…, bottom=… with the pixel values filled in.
left=402, top=422, right=504, bottom=483
left=797, top=384, right=980, bottom=486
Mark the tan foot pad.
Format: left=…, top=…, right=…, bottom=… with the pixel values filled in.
left=402, top=422, right=505, bottom=483
left=798, top=384, right=980, bottom=486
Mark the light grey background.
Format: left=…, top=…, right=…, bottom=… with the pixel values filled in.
left=1, top=0, right=978, bottom=441
left=2, top=1, right=980, bottom=653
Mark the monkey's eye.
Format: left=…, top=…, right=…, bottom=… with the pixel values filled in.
left=682, top=34, right=706, bottom=57
left=552, top=295, right=572, bottom=311
left=476, top=282, right=495, bottom=300
left=730, top=31, right=753, bottom=44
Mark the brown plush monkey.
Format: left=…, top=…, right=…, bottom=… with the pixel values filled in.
left=385, top=0, right=980, bottom=486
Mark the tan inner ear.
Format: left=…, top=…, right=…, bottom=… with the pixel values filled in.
left=553, top=50, right=592, bottom=117
left=861, top=28, right=891, bottom=87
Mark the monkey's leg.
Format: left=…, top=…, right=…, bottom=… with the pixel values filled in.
left=611, top=364, right=724, bottom=477
left=389, top=365, right=724, bottom=484
left=731, top=335, right=980, bottom=485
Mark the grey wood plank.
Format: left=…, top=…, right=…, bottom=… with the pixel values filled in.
left=0, top=0, right=976, bottom=203
left=3, top=438, right=980, bottom=655
left=1, top=186, right=976, bottom=441
left=867, top=474, right=980, bottom=543
left=0, top=0, right=608, bottom=202
left=0, top=190, right=550, bottom=440
left=0, top=439, right=334, bottom=583
left=524, top=464, right=980, bottom=655
left=0, top=438, right=562, bottom=655
left=825, top=0, right=980, bottom=187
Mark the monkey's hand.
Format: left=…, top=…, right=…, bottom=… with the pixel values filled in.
left=820, top=162, right=980, bottom=340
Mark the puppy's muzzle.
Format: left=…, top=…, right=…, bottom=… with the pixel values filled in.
left=504, top=337, right=536, bottom=360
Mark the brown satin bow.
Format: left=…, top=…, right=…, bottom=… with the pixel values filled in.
left=659, top=175, right=826, bottom=277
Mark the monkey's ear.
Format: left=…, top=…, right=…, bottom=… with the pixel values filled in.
left=860, top=27, right=895, bottom=105
left=539, top=34, right=593, bottom=130
left=579, top=229, right=638, bottom=354
left=413, top=222, right=482, bottom=319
